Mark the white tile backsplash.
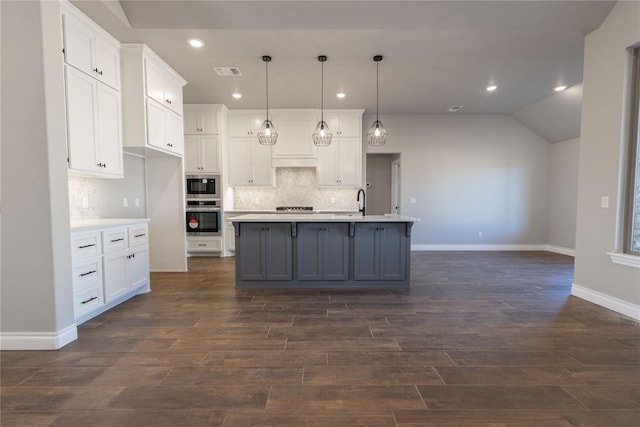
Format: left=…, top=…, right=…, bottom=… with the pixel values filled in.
left=233, top=168, right=361, bottom=211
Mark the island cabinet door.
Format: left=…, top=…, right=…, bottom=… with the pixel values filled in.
left=353, top=224, right=380, bottom=280
left=296, top=223, right=349, bottom=281
left=239, top=223, right=267, bottom=280
left=296, top=224, right=323, bottom=280
left=323, top=224, right=350, bottom=280
left=378, top=224, right=407, bottom=281
left=265, top=223, right=292, bottom=281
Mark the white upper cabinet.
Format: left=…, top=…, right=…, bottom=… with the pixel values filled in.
left=145, top=56, right=184, bottom=116
left=228, top=137, right=274, bottom=186
left=185, top=135, right=219, bottom=173
left=121, top=44, right=187, bottom=157
left=62, top=2, right=122, bottom=178
left=324, top=111, right=362, bottom=137
left=62, top=8, right=120, bottom=90
left=184, top=109, right=219, bottom=134
left=228, top=112, right=264, bottom=137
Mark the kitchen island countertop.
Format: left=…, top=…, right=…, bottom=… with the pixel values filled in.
left=231, top=213, right=419, bottom=223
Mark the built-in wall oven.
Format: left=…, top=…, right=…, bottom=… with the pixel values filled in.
left=186, top=175, right=219, bottom=198
left=185, top=199, right=221, bottom=235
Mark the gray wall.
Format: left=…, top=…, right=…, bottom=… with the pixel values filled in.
left=366, top=154, right=393, bottom=215
left=1, top=1, right=75, bottom=339
left=69, top=154, right=147, bottom=219
left=574, top=1, right=640, bottom=306
left=365, top=114, right=550, bottom=246
left=548, top=138, right=580, bottom=250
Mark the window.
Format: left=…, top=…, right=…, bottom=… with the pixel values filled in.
left=625, top=47, right=640, bottom=255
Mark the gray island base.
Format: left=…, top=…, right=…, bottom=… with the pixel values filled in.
left=232, top=214, right=417, bottom=289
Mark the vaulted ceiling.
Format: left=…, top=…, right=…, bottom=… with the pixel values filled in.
left=72, top=0, right=615, bottom=141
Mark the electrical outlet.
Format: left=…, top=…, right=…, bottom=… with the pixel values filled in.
left=123, top=198, right=128, bottom=207
left=330, top=197, right=336, bottom=204
left=409, top=197, right=417, bottom=204
left=478, top=231, right=483, bottom=238
left=601, top=196, right=609, bottom=208
left=135, top=198, right=140, bottom=207
left=82, top=197, right=89, bottom=208
left=254, top=197, right=260, bottom=204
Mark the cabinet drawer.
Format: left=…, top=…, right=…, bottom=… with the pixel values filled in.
left=103, top=227, right=128, bottom=253
left=129, top=224, right=149, bottom=247
left=71, top=231, right=102, bottom=260
left=187, top=236, right=222, bottom=251
left=73, top=285, right=104, bottom=318
left=71, top=257, right=103, bottom=292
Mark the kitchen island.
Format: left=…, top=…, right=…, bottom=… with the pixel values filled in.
left=232, top=214, right=417, bottom=288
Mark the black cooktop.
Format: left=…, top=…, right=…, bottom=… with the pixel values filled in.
left=275, top=206, right=314, bottom=212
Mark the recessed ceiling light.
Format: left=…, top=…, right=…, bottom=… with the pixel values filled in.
left=232, top=93, right=243, bottom=99
left=448, top=106, right=463, bottom=112
left=486, top=85, right=498, bottom=92
left=554, top=85, right=567, bottom=92
left=336, top=92, right=346, bottom=99
left=187, top=38, right=205, bottom=48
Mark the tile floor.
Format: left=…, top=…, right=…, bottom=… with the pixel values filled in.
left=1, top=251, right=639, bottom=426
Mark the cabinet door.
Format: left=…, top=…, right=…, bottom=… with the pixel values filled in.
left=144, top=57, right=166, bottom=106
left=250, top=139, right=274, bottom=186
left=324, top=224, right=350, bottom=280
left=201, top=110, right=219, bottom=133
left=353, top=224, right=379, bottom=280
left=265, top=224, right=292, bottom=280
left=146, top=99, right=166, bottom=150
left=62, top=14, right=94, bottom=78
left=337, top=112, right=361, bottom=137
left=183, top=110, right=199, bottom=134
left=201, top=136, right=220, bottom=173
left=184, top=135, right=201, bottom=173
left=239, top=223, right=266, bottom=280
left=165, top=110, right=184, bottom=155
left=337, top=137, right=361, bottom=187
left=316, top=141, right=339, bottom=186
left=297, top=224, right=323, bottom=280
left=228, top=137, right=253, bottom=186
left=378, top=224, right=407, bottom=281
left=103, top=251, right=128, bottom=302
left=95, top=82, right=122, bottom=177
left=128, top=246, right=150, bottom=290
left=225, top=222, right=235, bottom=251
left=65, top=65, right=98, bottom=173
left=229, top=113, right=262, bottom=137
left=163, top=73, right=184, bottom=116
left=93, top=37, right=120, bottom=89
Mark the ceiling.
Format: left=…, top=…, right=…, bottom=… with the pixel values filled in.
left=71, top=0, right=615, bottom=116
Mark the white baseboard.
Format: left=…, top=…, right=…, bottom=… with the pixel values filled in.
left=411, top=244, right=548, bottom=251
left=0, top=323, right=78, bottom=350
left=410, top=244, right=575, bottom=256
left=572, top=283, right=640, bottom=321
left=545, top=245, right=575, bottom=256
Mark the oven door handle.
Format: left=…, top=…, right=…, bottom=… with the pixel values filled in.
left=186, top=208, right=221, bottom=212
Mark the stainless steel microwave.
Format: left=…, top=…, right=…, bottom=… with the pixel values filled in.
left=186, top=175, right=218, bottom=198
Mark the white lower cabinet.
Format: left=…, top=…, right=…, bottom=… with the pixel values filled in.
left=187, top=236, right=222, bottom=253
left=70, top=221, right=150, bottom=323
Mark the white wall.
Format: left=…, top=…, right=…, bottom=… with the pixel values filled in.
left=68, top=154, right=147, bottom=219
left=366, top=154, right=393, bottom=215
left=548, top=138, right=580, bottom=252
left=1, top=0, right=76, bottom=348
left=366, top=114, right=550, bottom=247
left=573, top=1, right=640, bottom=312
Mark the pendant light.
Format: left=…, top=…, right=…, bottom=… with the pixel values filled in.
left=257, top=55, right=277, bottom=145
left=367, top=55, right=387, bottom=146
left=312, top=55, right=333, bottom=146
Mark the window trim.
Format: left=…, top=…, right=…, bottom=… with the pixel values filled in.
left=624, top=46, right=640, bottom=256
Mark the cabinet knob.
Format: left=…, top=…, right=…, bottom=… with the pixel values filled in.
left=98, top=70, right=103, bottom=76
left=93, top=68, right=98, bottom=73
left=166, top=99, right=172, bottom=104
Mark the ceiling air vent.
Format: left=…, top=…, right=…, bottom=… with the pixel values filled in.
left=213, top=67, right=242, bottom=76
left=448, top=106, right=463, bottom=112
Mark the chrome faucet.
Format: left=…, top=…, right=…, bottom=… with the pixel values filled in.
left=357, top=189, right=366, bottom=216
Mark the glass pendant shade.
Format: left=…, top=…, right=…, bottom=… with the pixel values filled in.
left=258, top=55, right=277, bottom=145
left=312, top=120, right=333, bottom=146
left=367, top=120, right=387, bottom=146
left=368, top=55, right=387, bottom=146
left=257, top=119, right=278, bottom=145
left=313, top=55, right=332, bottom=146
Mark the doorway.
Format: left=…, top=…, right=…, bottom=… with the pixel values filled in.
left=365, top=153, right=401, bottom=215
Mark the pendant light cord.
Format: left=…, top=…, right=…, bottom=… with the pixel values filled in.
left=265, top=59, right=269, bottom=122
left=376, top=60, right=379, bottom=123
left=321, top=59, right=324, bottom=124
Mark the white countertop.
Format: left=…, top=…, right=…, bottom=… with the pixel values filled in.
left=70, top=218, right=150, bottom=231
left=231, top=213, right=419, bottom=223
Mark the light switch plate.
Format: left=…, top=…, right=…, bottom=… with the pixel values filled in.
left=601, top=196, right=609, bottom=208
left=409, top=198, right=417, bottom=204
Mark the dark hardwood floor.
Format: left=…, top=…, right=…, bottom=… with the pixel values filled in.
left=2, top=251, right=639, bottom=426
